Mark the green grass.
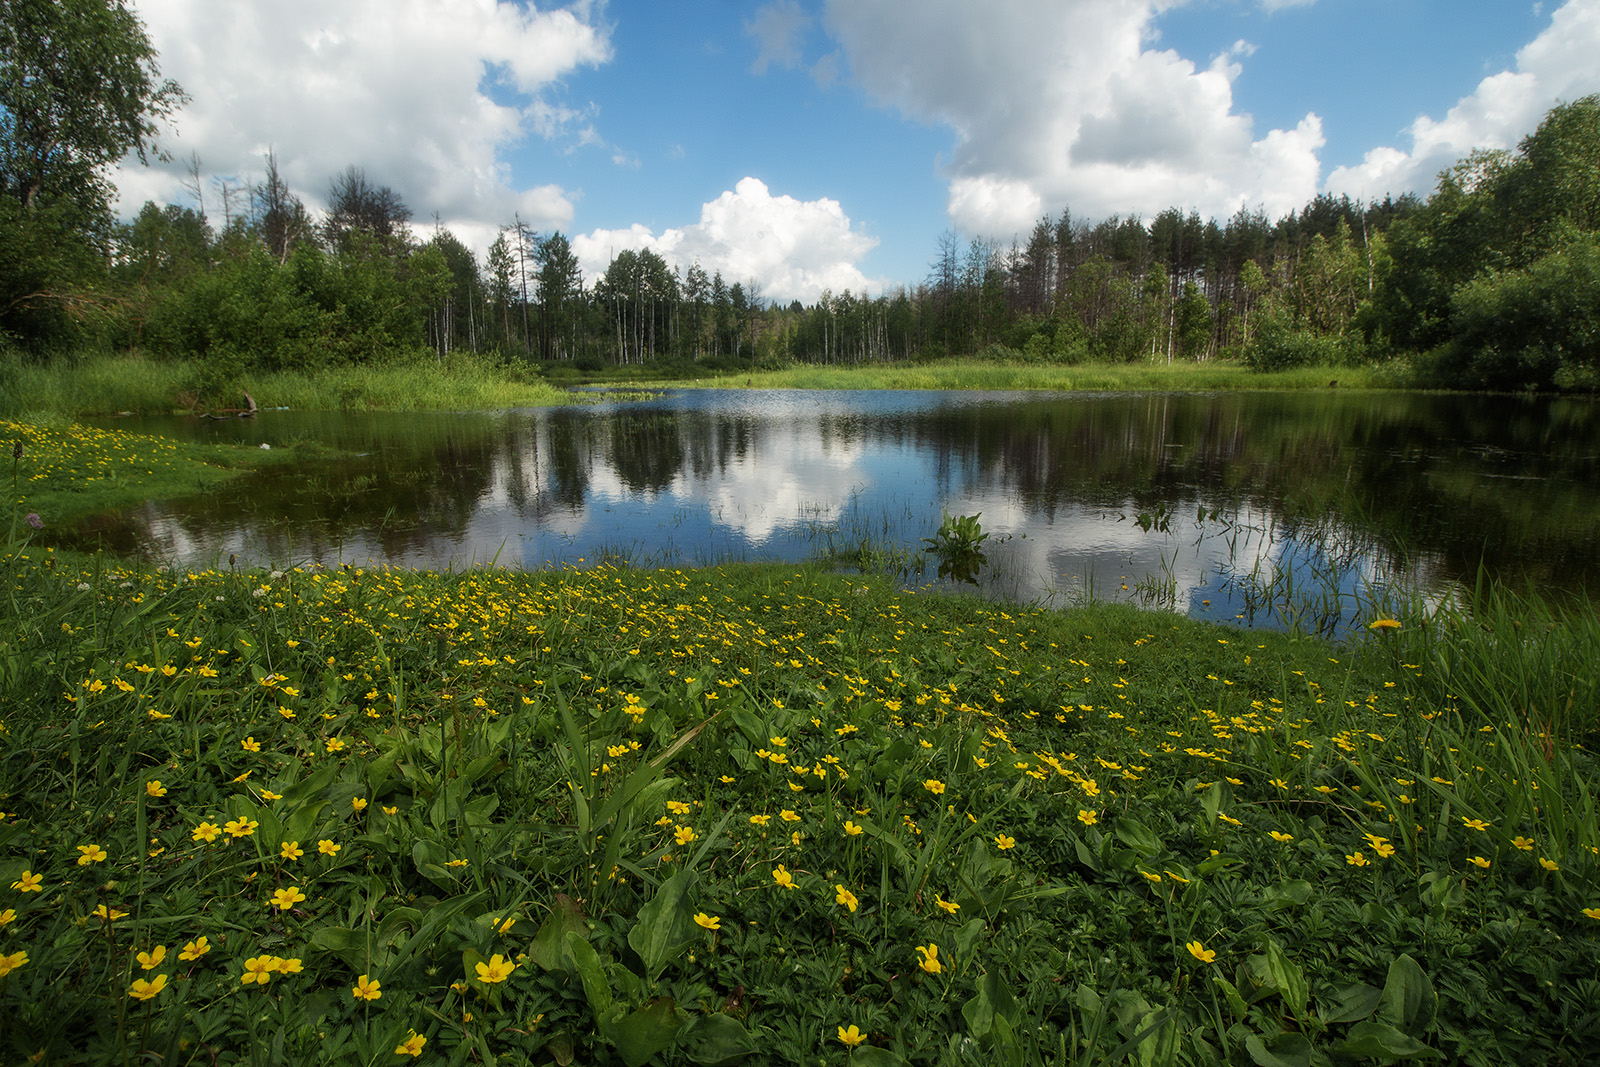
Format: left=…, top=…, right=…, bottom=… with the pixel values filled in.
left=1, top=521, right=1598, bottom=1064
left=687, top=360, right=1395, bottom=393
left=0, top=351, right=578, bottom=418
left=3, top=416, right=318, bottom=524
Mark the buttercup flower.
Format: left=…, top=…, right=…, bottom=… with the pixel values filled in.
left=76, top=843, right=107, bottom=865
left=129, top=973, right=168, bottom=1000
left=395, top=1031, right=426, bottom=1056
left=318, top=839, right=341, bottom=856
left=1186, top=940, right=1217, bottom=963
left=351, top=797, right=368, bottom=812
left=269, top=887, right=306, bottom=911
left=280, top=841, right=304, bottom=861
left=1468, top=856, right=1491, bottom=869
left=772, top=865, right=796, bottom=890
left=145, top=781, right=166, bottom=798
left=674, top=825, right=697, bottom=846
left=923, top=779, right=945, bottom=795
left=178, top=937, right=211, bottom=961
left=837, top=1025, right=866, bottom=1048
left=1269, top=831, right=1294, bottom=843
left=694, top=912, right=721, bottom=930
left=475, top=954, right=516, bottom=983
left=843, top=820, right=863, bottom=836
left=11, top=870, right=42, bottom=892
left=241, top=956, right=276, bottom=985
left=835, top=885, right=859, bottom=913
left=136, top=945, right=167, bottom=970
left=191, top=822, right=221, bottom=844
left=915, top=943, right=942, bottom=975
left=223, top=818, right=258, bottom=839
left=994, top=834, right=1016, bottom=850
left=352, top=974, right=382, bottom=1000
left=1077, top=809, right=1098, bottom=826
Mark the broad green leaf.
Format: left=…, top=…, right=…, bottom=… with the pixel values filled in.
left=531, top=894, right=587, bottom=972
left=1332, top=1020, right=1441, bottom=1060
left=679, top=1013, right=758, bottom=1065
left=961, top=969, right=1018, bottom=1040
left=1245, top=1032, right=1312, bottom=1067
left=1114, top=816, right=1163, bottom=857
left=850, top=1048, right=905, bottom=1067
left=628, top=868, right=700, bottom=982
left=566, top=932, right=612, bottom=1024
left=1379, top=954, right=1437, bottom=1037
left=1319, top=982, right=1382, bottom=1024
left=604, top=998, right=684, bottom=1067
left=1262, top=939, right=1308, bottom=1019
left=1265, top=880, right=1313, bottom=911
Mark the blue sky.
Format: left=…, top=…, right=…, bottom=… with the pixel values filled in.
left=119, top=0, right=1600, bottom=302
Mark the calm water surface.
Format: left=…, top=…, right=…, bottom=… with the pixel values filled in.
left=82, top=388, right=1600, bottom=631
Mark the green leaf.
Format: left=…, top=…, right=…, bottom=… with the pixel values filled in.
left=531, top=894, right=587, bottom=972
left=1378, top=954, right=1437, bottom=1038
left=1262, top=939, right=1308, bottom=1019
left=628, top=868, right=700, bottom=982
left=1114, top=816, right=1162, bottom=857
left=1319, top=982, right=1382, bottom=1024
left=1332, top=1020, right=1441, bottom=1060
left=566, top=932, right=612, bottom=1024
left=850, top=1048, right=905, bottom=1067
left=961, top=969, right=1019, bottom=1040
left=679, top=1014, right=758, bottom=1065
left=603, top=998, right=685, bottom=1067
left=952, top=917, right=987, bottom=964
left=1245, top=1032, right=1312, bottom=1067
left=1265, top=879, right=1313, bottom=911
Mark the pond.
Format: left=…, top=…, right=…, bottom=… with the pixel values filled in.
left=80, top=388, right=1600, bottom=634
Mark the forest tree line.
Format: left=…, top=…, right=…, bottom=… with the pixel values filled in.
left=2, top=0, right=1597, bottom=392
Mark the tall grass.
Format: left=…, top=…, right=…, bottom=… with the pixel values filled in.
left=698, top=359, right=1392, bottom=393
left=0, top=351, right=575, bottom=418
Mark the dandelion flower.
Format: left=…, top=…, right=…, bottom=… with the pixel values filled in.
left=475, top=954, right=516, bottom=983
left=694, top=912, right=721, bottom=930
left=395, top=1031, right=427, bottom=1057
left=837, top=1025, right=866, bottom=1048
left=835, top=885, right=859, bottom=913
left=1368, top=618, right=1401, bottom=631
left=129, top=973, right=168, bottom=1000
left=915, top=943, right=942, bottom=975
left=1186, top=940, right=1217, bottom=963
left=352, top=974, right=382, bottom=1000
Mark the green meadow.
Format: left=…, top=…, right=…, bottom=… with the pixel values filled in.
left=1, top=418, right=1598, bottom=1066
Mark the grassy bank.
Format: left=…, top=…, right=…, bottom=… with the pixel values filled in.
left=0, top=352, right=577, bottom=419
left=3, top=352, right=1405, bottom=420
left=1, top=525, right=1597, bottom=1064
left=3, top=416, right=322, bottom=525
left=693, top=360, right=1396, bottom=394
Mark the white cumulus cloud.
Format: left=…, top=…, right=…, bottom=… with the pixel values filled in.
left=1325, top=0, right=1600, bottom=200
left=571, top=177, right=882, bottom=304
left=114, top=0, right=612, bottom=235
left=820, top=0, right=1326, bottom=236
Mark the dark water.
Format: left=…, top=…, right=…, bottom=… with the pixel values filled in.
left=79, top=388, right=1600, bottom=631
